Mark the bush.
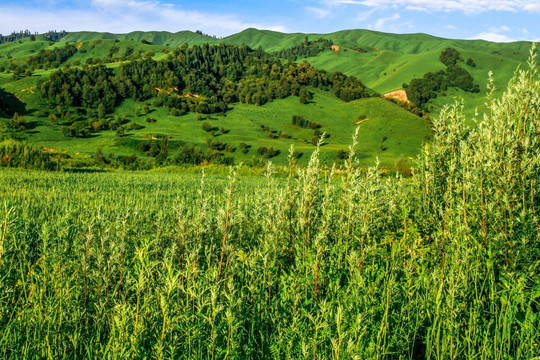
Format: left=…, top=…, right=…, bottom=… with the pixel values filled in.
left=8, top=113, right=26, bottom=131
left=439, top=47, right=462, bottom=66
left=0, top=139, right=58, bottom=170
left=336, top=148, right=348, bottom=159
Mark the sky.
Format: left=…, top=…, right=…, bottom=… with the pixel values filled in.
left=0, top=0, right=539, bottom=42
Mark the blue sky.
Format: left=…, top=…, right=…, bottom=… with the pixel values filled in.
left=0, top=0, right=539, bottom=42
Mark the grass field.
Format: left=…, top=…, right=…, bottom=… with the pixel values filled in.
left=0, top=47, right=538, bottom=359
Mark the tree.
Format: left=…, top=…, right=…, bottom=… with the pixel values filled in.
left=337, top=148, right=348, bottom=159
left=299, top=87, right=313, bottom=104
left=48, top=113, right=58, bottom=125
left=9, top=113, right=26, bottom=131
left=94, top=147, right=108, bottom=164
left=201, top=122, right=212, bottom=132
left=98, top=103, right=106, bottom=119
left=116, top=126, right=125, bottom=137
left=439, top=47, right=462, bottom=66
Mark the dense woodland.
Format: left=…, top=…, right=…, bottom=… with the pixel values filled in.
left=272, top=37, right=334, bottom=61
left=404, top=48, right=479, bottom=109
left=38, top=43, right=371, bottom=141
left=40, top=43, right=369, bottom=115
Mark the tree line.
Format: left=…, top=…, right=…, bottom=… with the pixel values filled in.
left=0, top=30, right=67, bottom=44
left=272, top=37, right=334, bottom=61
left=39, top=43, right=371, bottom=120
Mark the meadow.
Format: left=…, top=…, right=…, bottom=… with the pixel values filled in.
left=0, top=49, right=538, bottom=359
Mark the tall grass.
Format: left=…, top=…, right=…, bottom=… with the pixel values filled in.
left=0, top=48, right=538, bottom=359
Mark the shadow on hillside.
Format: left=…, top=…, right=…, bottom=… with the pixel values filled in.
left=0, top=88, right=27, bottom=115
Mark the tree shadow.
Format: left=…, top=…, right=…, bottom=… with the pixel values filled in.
left=0, top=88, right=27, bottom=116
left=63, top=168, right=109, bottom=173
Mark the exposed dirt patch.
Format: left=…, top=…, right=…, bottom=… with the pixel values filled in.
left=43, top=147, right=61, bottom=152
left=383, top=89, right=410, bottom=104
left=76, top=42, right=83, bottom=49
left=18, top=86, right=36, bottom=95
left=354, top=118, right=369, bottom=125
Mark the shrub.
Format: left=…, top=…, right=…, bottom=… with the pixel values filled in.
left=8, top=113, right=26, bottom=131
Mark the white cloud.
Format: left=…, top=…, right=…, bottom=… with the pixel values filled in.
left=469, top=32, right=516, bottom=42
left=0, top=0, right=287, bottom=36
left=370, top=13, right=400, bottom=31
left=488, top=25, right=511, bottom=33
left=524, top=3, right=540, bottom=12
left=306, top=6, right=331, bottom=18
left=323, top=0, right=540, bottom=14
left=355, top=8, right=376, bottom=21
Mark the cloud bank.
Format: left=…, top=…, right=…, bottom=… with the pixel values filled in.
left=324, top=0, right=540, bottom=13
left=0, top=0, right=287, bottom=36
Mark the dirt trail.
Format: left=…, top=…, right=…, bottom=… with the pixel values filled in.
left=18, top=86, right=36, bottom=95
left=354, top=118, right=369, bottom=125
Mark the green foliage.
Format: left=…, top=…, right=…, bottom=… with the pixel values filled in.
left=405, top=53, right=479, bottom=109
left=256, top=145, right=279, bottom=158
left=8, top=112, right=26, bottom=131
left=336, top=148, right=348, bottom=159
left=0, top=139, right=59, bottom=169
left=466, top=57, right=476, bottom=67
left=25, top=44, right=77, bottom=69
left=201, top=121, right=212, bottom=132
left=41, top=65, right=118, bottom=110
left=291, top=114, right=322, bottom=130
left=439, top=47, right=463, bottom=66
left=298, top=86, right=313, bottom=104
left=173, top=143, right=233, bottom=165
left=38, top=43, right=369, bottom=122
left=330, top=71, right=370, bottom=101
left=272, top=37, right=333, bottom=61
left=0, top=30, right=67, bottom=44
left=62, top=121, right=91, bottom=138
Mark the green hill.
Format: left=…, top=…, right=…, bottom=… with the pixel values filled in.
left=64, top=30, right=216, bottom=46
left=0, top=28, right=533, bottom=170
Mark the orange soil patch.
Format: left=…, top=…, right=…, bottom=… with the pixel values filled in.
left=76, top=42, right=83, bottom=49
left=43, top=147, right=61, bottom=152
left=383, top=89, right=410, bottom=104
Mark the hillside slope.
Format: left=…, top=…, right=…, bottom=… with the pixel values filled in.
left=0, top=28, right=532, bottom=169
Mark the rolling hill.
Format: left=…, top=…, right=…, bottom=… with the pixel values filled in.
left=0, top=28, right=533, bottom=169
